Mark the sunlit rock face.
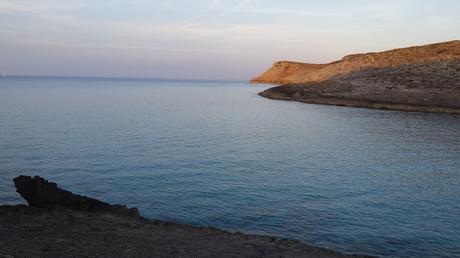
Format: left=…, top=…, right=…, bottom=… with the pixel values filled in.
left=252, top=40, right=460, bottom=113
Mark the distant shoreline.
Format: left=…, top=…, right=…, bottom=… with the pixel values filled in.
left=251, top=40, right=460, bottom=114
left=259, top=86, right=460, bottom=114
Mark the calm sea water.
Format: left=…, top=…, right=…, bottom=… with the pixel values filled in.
left=0, top=76, right=459, bottom=257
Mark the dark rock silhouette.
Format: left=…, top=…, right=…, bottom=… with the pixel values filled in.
left=13, top=175, right=139, bottom=217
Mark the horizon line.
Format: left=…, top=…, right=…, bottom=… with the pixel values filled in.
left=1, top=74, right=248, bottom=83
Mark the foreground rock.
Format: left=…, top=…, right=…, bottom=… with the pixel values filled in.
left=1, top=176, right=373, bottom=258
left=14, top=175, right=139, bottom=217
left=252, top=40, right=460, bottom=113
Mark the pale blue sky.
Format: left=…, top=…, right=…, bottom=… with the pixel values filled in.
left=1, top=0, right=459, bottom=80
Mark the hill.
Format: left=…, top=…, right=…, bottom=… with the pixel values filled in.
left=251, top=41, right=460, bottom=113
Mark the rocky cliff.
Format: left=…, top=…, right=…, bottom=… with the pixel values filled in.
left=251, top=41, right=460, bottom=113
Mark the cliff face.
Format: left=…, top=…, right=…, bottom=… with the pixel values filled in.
left=252, top=41, right=460, bottom=113
left=251, top=40, right=460, bottom=84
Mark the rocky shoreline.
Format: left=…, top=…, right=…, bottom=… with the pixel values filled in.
left=0, top=176, right=374, bottom=258
left=259, top=85, right=460, bottom=114
left=252, top=41, right=460, bottom=114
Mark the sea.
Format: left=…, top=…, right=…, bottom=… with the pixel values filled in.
left=0, top=76, right=459, bottom=258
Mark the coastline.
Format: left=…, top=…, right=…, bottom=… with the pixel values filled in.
left=1, top=176, right=374, bottom=258
left=259, top=86, right=460, bottom=114
left=0, top=205, right=373, bottom=258
left=251, top=41, right=460, bottom=114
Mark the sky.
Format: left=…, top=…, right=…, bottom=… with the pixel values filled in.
left=0, top=0, right=459, bottom=80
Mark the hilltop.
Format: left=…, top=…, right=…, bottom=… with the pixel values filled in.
left=251, top=40, right=460, bottom=113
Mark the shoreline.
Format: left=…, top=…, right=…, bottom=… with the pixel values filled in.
left=1, top=176, right=374, bottom=258
left=259, top=87, right=460, bottom=114
left=251, top=41, right=460, bottom=114
left=0, top=204, right=374, bottom=258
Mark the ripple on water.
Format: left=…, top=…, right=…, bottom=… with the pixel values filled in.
left=0, top=77, right=459, bottom=258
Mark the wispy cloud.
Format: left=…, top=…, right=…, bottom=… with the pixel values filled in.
left=235, top=8, right=331, bottom=17
left=1, top=0, right=459, bottom=79
left=0, top=1, right=77, bottom=21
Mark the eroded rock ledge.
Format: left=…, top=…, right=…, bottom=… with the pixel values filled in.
left=1, top=176, right=375, bottom=258
left=13, top=175, right=139, bottom=217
